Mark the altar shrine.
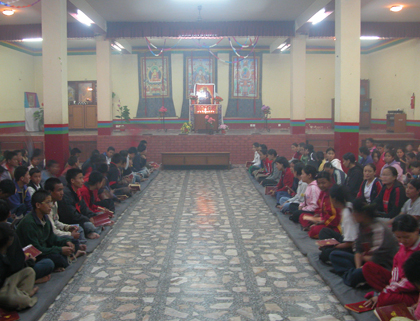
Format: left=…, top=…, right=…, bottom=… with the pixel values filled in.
left=189, top=83, right=224, bottom=133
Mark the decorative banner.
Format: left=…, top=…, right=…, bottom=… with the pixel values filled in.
left=140, top=57, right=170, bottom=98
left=185, top=57, right=215, bottom=98
left=136, top=54, right=175, bottom=118
left=225, top=52, right=263, bottom=118
left=231, top=57, right=260, bottom=99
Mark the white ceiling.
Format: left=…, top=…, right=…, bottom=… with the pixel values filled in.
left=0, top=0, right=419, bottom=25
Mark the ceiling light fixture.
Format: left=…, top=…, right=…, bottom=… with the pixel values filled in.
left=2, top=9, right=15, bottom=16
left=114, top=41, right=125, bottom=50
left=22, top=38, right=43, bottom=42
left=69, top=9, right=94, bottom=26
left=360, top=36, right=380, bottom=40
left=277, top=42, right=287, bottom=49
left=280, top=44, right=291, bottom=52
left=308, top=8, right=333, bottom=25
left=111, top=43, right=122, bottom=52
left=390, top=5, right=403, bottom=12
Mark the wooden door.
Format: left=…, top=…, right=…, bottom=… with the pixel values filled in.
left=69, top=105, right=84, bottom=129
left=84, top=105, right=98, bottom=129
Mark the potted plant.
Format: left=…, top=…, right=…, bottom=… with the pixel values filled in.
left=180, top=122, right=192, bottom=134
left=214, top=94, right=223, bottom=104
left=159, top=106, right=167, bottom=118
left=261, top=104, right=271, bottom=132
left=261, top=104, right=271, bottom=115
left=205, top=115, right=216, bottom=135
left=33, top=106, right=44, bottom=131
left=218, top=123, right=229, bottom=134
left=115, top=101, right=131, bottom=132
left=189, top=93, right=198, bottom=104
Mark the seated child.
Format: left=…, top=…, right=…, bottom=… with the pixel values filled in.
left=372, top=166, right=407, bottom=220
left=278, top=163, right=307, bottom=214
left=57, top=169, right=101, bottom=240
left=70, top=148, right=81, bottom=158
left=61, top=156, right=80, bottom=179
left=318, top=185, right=358, bottom=264
left=132, top=144, right=150, bottom=178
left=253, top=149, right=270, bottom=179
left=325, top=148, right=344, bottom=171
left=372, top=149, right=385, bottom=177
left=271, top=157, right=294, bottom=204
left=363, top=214, right=420, bottom=309
left=256, top=149, right=275, bottom=182
left=27, top=149, right=43, bottom=171
left=290, top=165, right=320, bottom=222
left=78, top=171, right=114, bottom=216
left=0, top=200, right=54, bottom=285
left=108, top=153, right=131, bottom=197
left=103, top=146, right=115, bottom=165
left=0, top=180, right=16, bottom=200
left=0, top=222, right=38, bottom=310
left=356, top=163, right=382, bottom=204
left=248, top=142, right=261, bottom=173
left=27, top=168, right=42, bottom=196
left=406, top=161, right=420, bottom=181
left=96, top=163, right=118, bottom=210
left=323, top=162, right=346, bottom=186
left=1, top=151, right=19, bottom=181
left=261, top=149, right=281, bottom=186
left=403, top=251, right=420, bottom=320
left=16, top=190, right=80, bottom=272
left=299, top=143, right=308, bottom=165
left=8, top=166, right=32, bottom=218
left=44, top=178, right=85, bottom=242
left=290, top=143, right=301, bottom=162
left=41, top=160, right=60, bottom=185
left=399, top=179, right=420, bottom=222
left=298, top=171, right=341, bottom=239
left=329, top=198, right=399, bottom=288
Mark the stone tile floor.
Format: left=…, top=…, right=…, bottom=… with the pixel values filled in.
left=41, top=168, right=355, bottom=321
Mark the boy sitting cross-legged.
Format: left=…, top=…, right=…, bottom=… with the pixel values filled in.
left=57, top=169, right=101, bottom=240
left=44, top=177, right=87, bottom=245
left=16, top=190, right=80, bottom=272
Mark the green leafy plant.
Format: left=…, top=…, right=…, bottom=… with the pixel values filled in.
left=33, top=107, right=44, bottom=130
left=115, top=101, right=131, bottom=124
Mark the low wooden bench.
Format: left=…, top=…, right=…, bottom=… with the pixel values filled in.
left=161, top=152, right=230, bottom=169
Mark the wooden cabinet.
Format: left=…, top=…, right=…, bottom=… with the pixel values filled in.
left=386, top=113, right=406, bottom=133
left=85, top=105, right=98, bottom=129
left=69, top=105, right=97, bottom=129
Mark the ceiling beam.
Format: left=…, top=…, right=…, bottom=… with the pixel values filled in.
left=68, top=0, right=107, bottom=34
left=295, top=0, right=333, bottom=33
left=269, top=37, right=288, bottom=53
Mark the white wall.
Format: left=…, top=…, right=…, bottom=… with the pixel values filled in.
left=2, top=40, right=420, bottom=123
left=364, top=39, right=420, bottom=119
left=0, top=45, right=36, bottom=121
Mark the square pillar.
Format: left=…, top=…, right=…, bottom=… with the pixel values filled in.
left=42, top=0, right=69, bottom=169
left=96, top=36, right=113, bottom=135
left=290, top=35, right=307, bottom=135
left=334, top=0, right=361, bottom=159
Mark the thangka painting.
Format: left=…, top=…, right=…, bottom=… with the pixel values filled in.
left=231, top=57, right=260, bottom=99
left=185, top=57, right=215, bottom=97
left=140, top=57, right=170, bottom=98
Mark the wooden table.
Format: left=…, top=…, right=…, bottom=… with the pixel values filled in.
left=161, top=152, right=230, bottom=169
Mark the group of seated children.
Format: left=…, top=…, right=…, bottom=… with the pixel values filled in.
left=0, top=140, right=154, bottom=312
left=247, top=139, right=420, bottom=318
